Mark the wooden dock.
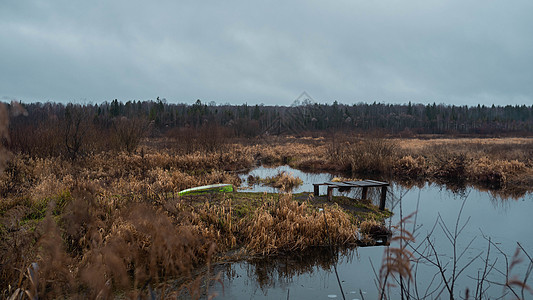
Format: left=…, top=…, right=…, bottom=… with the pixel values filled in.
left=313, top=180, right=389, bottom=210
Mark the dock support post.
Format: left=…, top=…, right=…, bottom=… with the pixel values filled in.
left=361, top=186, right=368, bottom=200
left=327, top=186, right=334, bottom=201
left=313, top=184, right=319, bottom=196
left=379, top=186, right=387, bottom=211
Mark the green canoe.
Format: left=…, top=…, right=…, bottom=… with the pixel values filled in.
left=178, top=183, right=234, bottom=196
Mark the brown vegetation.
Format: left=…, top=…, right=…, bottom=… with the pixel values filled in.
left=2, top=102, right=533, bottom=298
left=270, top=135, right=533, bottom=196
left=251, top=171, right=304, bottom=192
left=244, top=194, right=356, bottom=255
left=233, top=135, right=533, bottom=198
left=0, top=138, right=367, bottom=298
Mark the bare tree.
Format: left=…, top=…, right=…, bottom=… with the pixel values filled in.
left=64, top=104, right=89, bottom=160
left=1, top=101, right=27, bottom=171
left=113, top=116, right=148, bottom=154
left=0, top=102, right=9, bottom=172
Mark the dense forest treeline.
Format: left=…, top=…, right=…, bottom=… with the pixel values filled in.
left=3, top=99, right=533, bottom=157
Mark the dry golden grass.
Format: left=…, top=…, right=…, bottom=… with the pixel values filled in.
left=395, top=138, right=533, bottom=191
left=0, top=186, right=224, bottom=298
left=0, top=141, right=369, bottom=298
left=393, top=155, right=428, bottom=179
left=0, top=143, right=250, bottom=297
left=314, top=135, right=533, bottom=194
left=244, top=194, right=357, bottom=255
left=394, top=137, right=533, bottom=150
left=2, top=133, right=533, bottom=297
left=260, top=171, right=303, bottom=192
left=1, top=190, right=365, bottom=298
left=359, top=219, right=392, bottom=240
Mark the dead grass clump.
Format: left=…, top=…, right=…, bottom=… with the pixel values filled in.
left=350, top=138, right=398, bottom=174
left=469, top=157, right=526, bottom=188
left=1, top=155, right=75, bottom=199
left=118, top=205, right=205, bottom=280
left=30, top=174, right=75, bottom=202
left=0, top=155, right=33, bottom=196
left=249, top=144, right=292, bottom=165
left=203, top=169, right=242, bottom=187
left=0, top=208, right=40, bottom=291
left=359, top=219, right=392, bottom=240
left=1, top=184, right=221, bottom=298
left=249, top=140, right=325, bottom=167
left=393, top=155, right=428, bottom=179
left=327, top=137, right=399, bottom=174
left=171, top=169, right=199, bottom=191
left=262, top=171, right=303, bottom=192
left=75, top=203, right=210, bottom=297
left=331, top=176, right=361, bottom=182
left=247, top=174, right=260, bottom=186
left=292, top=155, right=329, bottom=171
left=432, top=153, right=468, bottom=182
left=244, top=194, right=357, bottom=255
left=190, top=198, right=238, bottom=250
left=35, top=214, right=75, bottom=297
left=147, top=167, right=178, bottom=193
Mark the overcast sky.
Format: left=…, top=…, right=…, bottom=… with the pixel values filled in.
left=1, top=0, right=532, bottom=106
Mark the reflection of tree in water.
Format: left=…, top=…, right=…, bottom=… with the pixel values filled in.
left=479, top=185, right=529, bottom=201
left=243, top=247, right=355, bottom=290
left=438, top=180, right=529, bottom=201
left=391, top=178, right=426, bottom=190
left=393, top=178, right=528, bottom=202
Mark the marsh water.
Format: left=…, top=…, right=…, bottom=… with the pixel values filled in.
left=210, top=166, right=533, bottom=299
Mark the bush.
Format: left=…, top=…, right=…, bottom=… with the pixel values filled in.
left=345, top=137, right=399, bottom=174
left=393, top=155, right=428, bottom=179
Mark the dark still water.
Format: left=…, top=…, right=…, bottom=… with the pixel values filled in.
left=209, top=166, right=533, bottom=299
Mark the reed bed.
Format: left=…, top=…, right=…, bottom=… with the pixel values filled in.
left=254, top=171, right=304, bottom=192
left=317, top=136, right=533, bottom=195
left=0, top=141, right=367, bottom=298
left=244, top=194, right=357, bottom=255
left=0, top=145, right=249, bottom=297
left=0, top=190, right=363, bottom=298
left=240, top=135, right=533, bottom=196
left=2, top=131, right=533, bottom=297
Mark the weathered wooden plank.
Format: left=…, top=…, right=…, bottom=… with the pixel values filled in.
left=327, top=186, right=334, bottom=201
left=364, top=179, right=389, bottom=186
left=329, top=182, right=354, bottom=187
left=315, top=180, right=389, bottom=211
left=342, top=181, right=381, bottom=187
left=361, top=186, right=368, bottom=200
left=341, top=181, right=366, bottom=186
left=323, top=181, right=341, bottom=185
left=380, top=186, right=388, bottom=210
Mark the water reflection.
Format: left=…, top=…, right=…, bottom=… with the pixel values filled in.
left=244, top=248, right=354, bottom=290
left=222, top=165, right=533, bottom=299
left=213, top=248, right=361, bottom=299
left=238, top=165, right=342, bottom=194
left=239, top=165, right=529, bottom=204
left=391, top=177, right=531, bottom=202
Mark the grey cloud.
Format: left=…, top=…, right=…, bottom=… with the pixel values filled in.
left=1, top=0, right=532, bottom=105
